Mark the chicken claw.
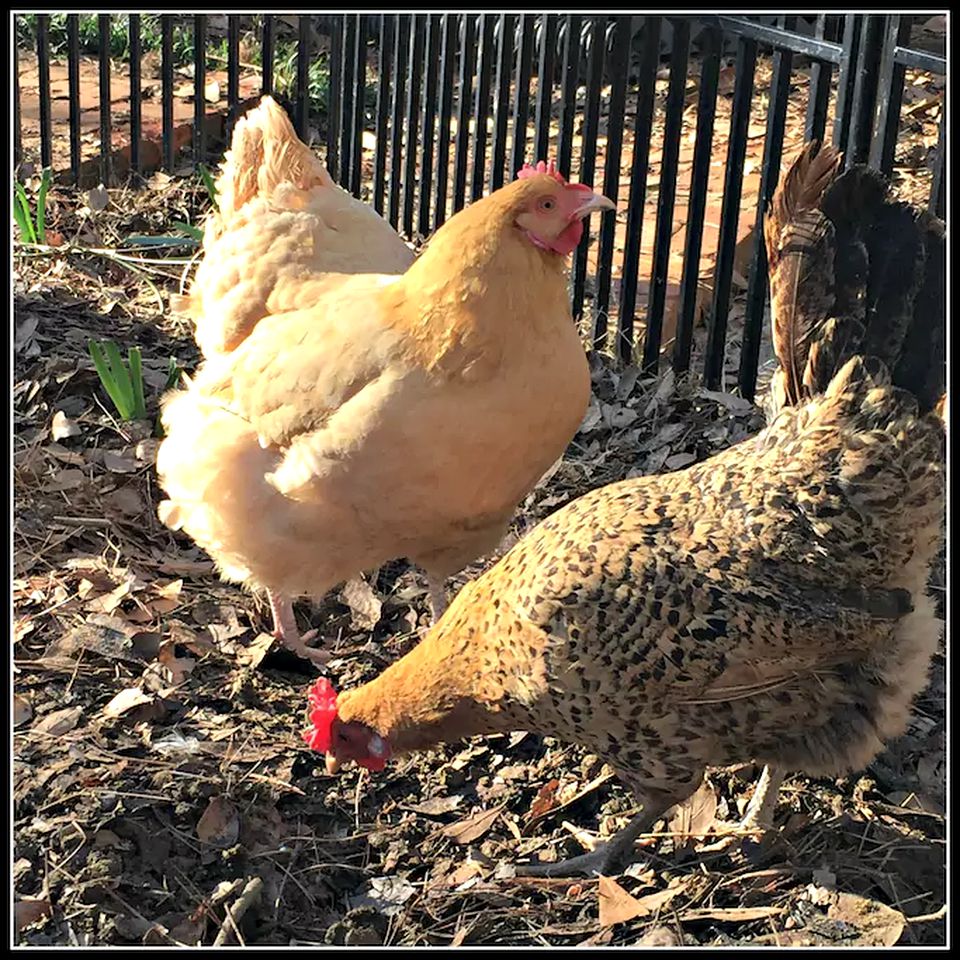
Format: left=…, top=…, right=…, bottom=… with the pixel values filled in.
left=698, top=765, right=784, bottom=854
left=268, top=590, right=330, bottom=665
left=515, top=802, right=668, bottom=878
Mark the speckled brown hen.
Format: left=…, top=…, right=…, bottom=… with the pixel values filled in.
left=314, top=142, right=946, bottom=876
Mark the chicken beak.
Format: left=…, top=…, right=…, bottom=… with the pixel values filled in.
left=573, top=192, right=617, bottom=219
left=325, top=753, right=341, bottom=775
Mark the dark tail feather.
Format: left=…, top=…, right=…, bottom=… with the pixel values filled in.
left=767, top=143, right=946, bottom=415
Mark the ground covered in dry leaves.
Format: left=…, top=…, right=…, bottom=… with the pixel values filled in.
left=13, top=169, right=945, bottom=947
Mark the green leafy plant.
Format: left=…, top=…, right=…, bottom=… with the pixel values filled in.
left=14, top=168, right=52, bottom=245
left=88, top=339, right=148, bottom=421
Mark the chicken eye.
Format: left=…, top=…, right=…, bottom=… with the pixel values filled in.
left=538, top=197, right=556, bottom=212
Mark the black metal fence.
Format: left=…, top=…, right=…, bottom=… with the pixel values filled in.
left=13, top=13, right=947, bottom=399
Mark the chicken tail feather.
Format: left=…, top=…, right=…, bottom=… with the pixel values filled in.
left=766, top=142, right=945, bottom=415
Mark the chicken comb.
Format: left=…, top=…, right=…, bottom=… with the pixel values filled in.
left=517, top=160, right=566, bottom=184
left=517, top=160, right=593, bottom=194
left=302, top=676, right=338, bottom=753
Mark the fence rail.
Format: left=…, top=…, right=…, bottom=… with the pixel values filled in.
left=13, top=13, right=947, bottom=399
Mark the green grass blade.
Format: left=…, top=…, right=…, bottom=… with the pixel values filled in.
left=197, top=163, right=219, bottom=210
left=123, top=234, right=198, bottom=248
left=127, top=347, right=147, bottom=419
left=164, top=356, right=182, bottom=391
left=88, top=339, right=131, bottom=419
left=102, top=340, right=136, bottom=419
left=36, top=167, right=52, bottom=244
left=171, top=220, right=204, bottom=242
left=14, top=183, right=37, bottom=244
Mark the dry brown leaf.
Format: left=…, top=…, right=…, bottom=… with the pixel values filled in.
left=42, top=468, right=86, bottom=492
left=104, top=485, right=145, bottom=516
left=529, top=779, right=560, bottom=822
left=440, top=805, right=505, bottom=845
left=341, top=577, right=382, bottom=630
left=236, top=631, right=276, bottom=670
left=669, top=779, right=718, bottom=840
left=86, top=184, right=110, bottom=211
left=32, top=706, right=83, bottom=736
left=197, top=796, right=240, bottom=848
left=14, top=693, right=33, bottom=727
left=404, top=795, right=464, bottom=817
left=599, top=876, right=684, bottom=926
left=681, top=906, right=783, bottom=922
left=827, top=892, right=905, bottom=947
left=51, top=410, right=82, bottom=441
left=102, top=451, right=140, bottom=474
left=85, top=579, right=133, bottom=614
left=15, top=897, right=53, bottom=932
left=103, top=686, right=155, bottom=718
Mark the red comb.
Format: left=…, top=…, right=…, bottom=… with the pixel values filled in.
left=302, top=676, right=338, bottom=753
left=517, top=159, right=566, bottom=184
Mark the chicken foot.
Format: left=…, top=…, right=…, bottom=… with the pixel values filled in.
left=514, top=799, right=671, bottom=878
left=699, top=765, right=785, bottom=853
left=268, top=590, right=330, bottom=665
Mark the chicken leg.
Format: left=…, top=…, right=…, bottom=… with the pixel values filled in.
left=268, top=590, right=330, bottom=665
left=699, top=765, right=785, bottom=853
left=515, top=798, right=671, bottom=878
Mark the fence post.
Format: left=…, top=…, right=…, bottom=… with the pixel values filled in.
left=869, top=15, right=913, bottom=173
left=844, top=13, right=885, bottom=166
left=832, top=14, right=862, bottom=155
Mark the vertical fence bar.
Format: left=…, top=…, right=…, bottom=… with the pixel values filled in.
left=489, top=13, right=514, bottom=191
left=36, top=15, right=53, bottom=170
left=929, top=97, right=945, bottom=220
left=162, top=15, right=174, bottom=170
left=67, top=14, right=82, bottom=182
left=703, top=36, right=757, bottom=391
left=556, top=14, right=582, bottom=180
left=14, top=32, right=21, bottom=169
left=870, top=15, right=912, bottom=173
left=403, top=16, right=426, bottom=229
left=833, top=15, right=862, bottom=155
left=453, top=14, right=478, bottom=213
left=373, top=15, right=395, bottom=215
left=571, top=16, right=607, bottom=324
left=845, top=14, right=884, bottom=166
left=510, top=17, right=536, bottom=174
left=326, top=16, right=343, bottom=181
left=433, top=14, right=457, bottom=230
left=193, top=15, right=206, bottom=168
left=592, top=17, right=631, bottom=347
left=674, top=25, right=721, bottom=374
left=533, top=14, right=559, bottom=162
left=227, top=15, right=240, bottom=117
left=296, top=16, right=311, bottom=140
left=350, top=16, right=367, bottom=197
left=261, top=14, right=275, bottom=95
left=738, top=21, right=795, bottom=401
left=339, top=15, right=357, bottom=189
left=388, top=16, right=410, bottom=228
left=804, top=15, right=832, bottom=141
left=129, top=15, right=142, bottom=176
left=98, top=15, right=111, bottom=183
left=471, top=14, right=496, bottom=201
left=418, top=15, right=442, bottom=235
left=615, top=18, right=662, bottom=363
left=642, top=18, right=691, bottom=370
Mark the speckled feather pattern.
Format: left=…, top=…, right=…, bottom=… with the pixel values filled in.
left=337, top=145, right=945, bottom=815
